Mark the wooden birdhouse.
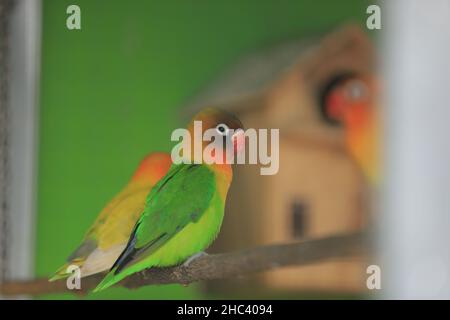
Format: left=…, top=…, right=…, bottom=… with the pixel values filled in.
left=183, top=24, right=375, bottom=295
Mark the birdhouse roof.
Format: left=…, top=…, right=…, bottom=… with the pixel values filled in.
left=182, top=24, right=374, bottom=118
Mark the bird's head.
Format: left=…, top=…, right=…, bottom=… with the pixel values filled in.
left=131, top=152, right=172, bottom=185
left=186, top=108, right=245, bottom=165
left=321, top=73, right=380, bottom=183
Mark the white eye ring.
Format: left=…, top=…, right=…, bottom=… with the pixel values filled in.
left=347, top=80, right=368, bottom=100
left=216, top=123, right=229, bottom=136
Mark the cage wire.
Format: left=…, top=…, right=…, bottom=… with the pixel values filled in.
left=0, top=0, right=13, bottom=283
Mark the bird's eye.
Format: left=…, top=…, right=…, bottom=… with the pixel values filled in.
left=216, top=124, right=229, bottom=136
left=319, top=73, right=361, bottom=126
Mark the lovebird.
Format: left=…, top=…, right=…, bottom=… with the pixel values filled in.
left=93, top=108, right=244, bottom=292
left=321, top=74, right=380, bottom=183
left=49, top=153, right=172, bottom=281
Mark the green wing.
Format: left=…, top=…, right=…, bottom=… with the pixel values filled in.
left=111, top=163, right=215, bottom=274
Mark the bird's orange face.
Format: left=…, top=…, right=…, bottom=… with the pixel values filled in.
left=321, top=74, right=380, bottom=183
left=187, top=108, right=245, bottom=164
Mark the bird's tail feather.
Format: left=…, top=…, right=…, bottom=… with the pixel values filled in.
left=92, top=267, right=123, bottom=292
left=48, top=259, right=84, bottom=282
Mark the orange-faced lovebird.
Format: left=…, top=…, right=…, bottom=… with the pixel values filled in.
left=321, top=73, right=380, bottom=183
left=94, top=108, right=244, bottom=292
left=49, top=153, right=172, bottom=281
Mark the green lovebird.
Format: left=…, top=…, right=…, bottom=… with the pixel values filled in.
left=93, top=108, right=244, bottom=292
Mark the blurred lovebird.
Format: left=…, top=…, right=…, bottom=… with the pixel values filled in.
left=49, top=153, right=172, bottom=281
left=93, top=108, right=244, bottom=292
left=321, top=73, right=380, bottom=184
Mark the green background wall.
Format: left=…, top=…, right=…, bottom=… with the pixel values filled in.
left=36, top=0, right=369, bottom=299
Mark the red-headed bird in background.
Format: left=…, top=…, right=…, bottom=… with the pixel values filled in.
left=321, top=73, right=380, bottom=184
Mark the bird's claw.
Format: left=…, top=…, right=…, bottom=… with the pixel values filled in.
left=182, top=251, right=208, bottom=268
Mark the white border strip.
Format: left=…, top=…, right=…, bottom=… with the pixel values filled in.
left=382, top=0, right=450, bottom=299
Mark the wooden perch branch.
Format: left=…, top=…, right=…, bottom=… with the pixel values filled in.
left=0, top=230, right=369, bottom=296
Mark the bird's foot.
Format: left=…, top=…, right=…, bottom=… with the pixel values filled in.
left=182, top=251, right=208, bottom=268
